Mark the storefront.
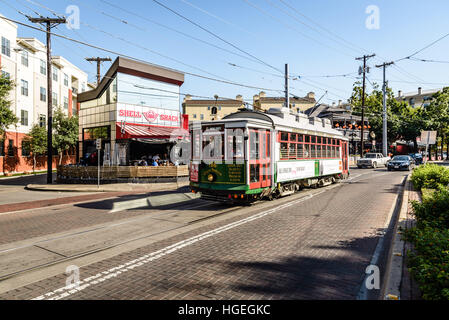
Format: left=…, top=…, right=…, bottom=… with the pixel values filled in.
left=77, top=56, right=189, bottom=168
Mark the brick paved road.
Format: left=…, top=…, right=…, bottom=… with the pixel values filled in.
left=0, top=169, right=407, bottom=300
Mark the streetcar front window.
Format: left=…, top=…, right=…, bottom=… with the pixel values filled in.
left=226, top=128, right=244, bottom=161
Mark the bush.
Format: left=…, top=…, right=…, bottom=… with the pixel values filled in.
left=411, top=164, right=449, bottom=190
left=411, top=187, right=449, bottom=229
left=403, top=226, right=449, bottom=300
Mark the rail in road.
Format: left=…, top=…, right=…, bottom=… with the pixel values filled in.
left=0, top=168, right=406, bottom=299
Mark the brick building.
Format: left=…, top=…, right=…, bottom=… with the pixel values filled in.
left=0, top=14, right=88, bottom=174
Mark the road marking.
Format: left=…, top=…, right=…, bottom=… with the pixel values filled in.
left=32, top=191, right=325, bottom=300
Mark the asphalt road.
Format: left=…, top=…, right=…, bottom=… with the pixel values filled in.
left=0, top=168, right=408, bottom=300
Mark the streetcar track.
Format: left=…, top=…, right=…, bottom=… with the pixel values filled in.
left=0, top=169, right=384, bottom=285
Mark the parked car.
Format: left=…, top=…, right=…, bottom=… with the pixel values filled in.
left=409, top=153, right=423, bottom=165
left=357, top=153, right=390, bottom=168
left=387, top=155, right=415, bottom=171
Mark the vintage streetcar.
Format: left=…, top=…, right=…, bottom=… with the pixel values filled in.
left=189, top=108, right=349, bottom=203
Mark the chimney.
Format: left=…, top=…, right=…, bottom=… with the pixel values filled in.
left=338, top=100, right=342, bottom=106
left=398, top=90, right=402, bottom=98
left=183, top=94, right=192, bottom=103
left=418, top=87, right=422, bottom=95
left=307, top=92, right=315, bottom=100
left=235, top=94, right=243, bottom=101
left=259, top=91, right=266, bottom=98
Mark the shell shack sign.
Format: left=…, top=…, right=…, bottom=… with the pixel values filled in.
left=117, top=103, right=181, bottom=128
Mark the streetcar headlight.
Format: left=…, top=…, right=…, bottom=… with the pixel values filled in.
left=207, top=173, right=214, bottom=182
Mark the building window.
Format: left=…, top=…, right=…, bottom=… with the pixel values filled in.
left=211, top=106, right=218, bottom=115
left=40, top=60, right=47, bottom=75
left=40, top=87, right=46, bottom=102
left=21, top=80, right=29, bottom=96
left=22, top=140, right=30, bottom=157
left=200, top=114, right=204, bottom=120
left=7, top=139, right=14, bottom=156
left=1, top=70, right=10, bottom=78
left=193, top=114, right=197, bottom=119
left=20, top=110, right=28, bottom=126
left=81, top=83, right=85, bottom=92
left=64, top=73, right=69, bottom=86
left=1, top=37, right=10, bottom=57
left=21, top=50, right=28, bottom=67
left=52, top=92, right=58, bottom=107
left=64, top=96, right=68, bottom=109
left=52, top=66, right=58, bottom=82
left=0, top=140, right=4, bottom=156
left=207, top=106, right=211, bottom=110
left=39, top=114, right=46, bottom=127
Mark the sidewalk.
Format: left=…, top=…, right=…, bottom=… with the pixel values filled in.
left=382, top=175, right=422, bottom=300
left=26, top=181, right=189, bottom=193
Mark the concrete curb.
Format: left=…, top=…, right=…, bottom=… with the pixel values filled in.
left=382, top=175, right=411, bottom=300
left=25, top=181, right=189, bottom=193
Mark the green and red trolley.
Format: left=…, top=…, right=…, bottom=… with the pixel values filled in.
left=189, top=108, right=349, bottom=203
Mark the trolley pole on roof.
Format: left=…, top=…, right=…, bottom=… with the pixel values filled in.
left=375, top=61, right=394, bottom=157
left=356, top=54, right=376, bottom=157
left=27, top=17, right=66, bottom=184
left=285, top=63, right=289, bottom=109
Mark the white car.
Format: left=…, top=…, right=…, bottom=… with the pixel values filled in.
left=357, top=153, right=390, bottom=169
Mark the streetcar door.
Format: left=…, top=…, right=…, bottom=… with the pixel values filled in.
left=341, top=141, right=349, bottom=174
left=249, top=129, right=271, bottom=189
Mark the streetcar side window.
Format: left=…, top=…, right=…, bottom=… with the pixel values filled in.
left=250, top=130, right=260, bottom=160
left=226, top=128, right=244, bottom=161
left=250, top=164, right=259, bottom=183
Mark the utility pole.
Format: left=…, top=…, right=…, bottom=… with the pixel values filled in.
left=285, top=63, right=289, bottom=110
left=27, top=17, right=66, bottom=184
left=355, top=54, right=375, bottom=157
left=375, top=61, right=394, bottom=157
left=85, top=57, right=111, bottom=86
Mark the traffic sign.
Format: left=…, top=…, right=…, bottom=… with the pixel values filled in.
left=96, top=138, right=102, bottom=150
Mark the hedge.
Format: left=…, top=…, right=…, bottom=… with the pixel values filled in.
left=410, top=164, right=449, bottom=191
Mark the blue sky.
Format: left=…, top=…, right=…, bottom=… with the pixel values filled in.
left=2, top=0, right=449, bottom=105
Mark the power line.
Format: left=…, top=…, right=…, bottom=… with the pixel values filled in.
left=150, top=0, right=284, bottom=74
left=241, top=0, right=356, bottom=59
left=94, top=0, right=263, bottom=66
left=0, top=16, right=286, bottom=94
left=396, top=31, right=449, bottom=62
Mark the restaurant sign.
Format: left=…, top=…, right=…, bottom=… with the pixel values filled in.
left=117, top=103, right=181, bottom=127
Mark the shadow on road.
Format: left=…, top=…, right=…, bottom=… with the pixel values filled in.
left=0, top=173, right=55, bottom=186
left=148, top=232, right=389, bottom=300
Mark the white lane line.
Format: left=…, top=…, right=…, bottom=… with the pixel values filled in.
left=32, top=191, right=324, bottom=300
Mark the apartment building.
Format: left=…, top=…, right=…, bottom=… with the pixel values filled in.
left=182, top=94, right=245, bottom=121
left=0, top=14, right=88, bottom=174
left=252, top=91, right=316, bottom=113
left=396, top=87, right=441, bottom=108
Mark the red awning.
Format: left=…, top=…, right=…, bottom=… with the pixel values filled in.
left=116, top=123, right=187, bottom=140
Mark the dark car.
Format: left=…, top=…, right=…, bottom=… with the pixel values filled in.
left=388, top=155, right=415, bottom=171
left=409, top=153, right=423, bottom=165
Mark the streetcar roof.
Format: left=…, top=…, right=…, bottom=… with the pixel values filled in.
left=218, top=108, right=348, bottom=140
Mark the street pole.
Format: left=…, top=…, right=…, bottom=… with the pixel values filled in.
left=375, top=61, right=394, bottom=156
left=27, top=17, right=66, bottom=184
left=85, top=57, right=112, bottom=86
left=356, top=54, right=375, bottom=158
left=285, top=63, right=289, bottom=109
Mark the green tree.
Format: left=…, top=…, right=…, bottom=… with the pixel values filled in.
left=397, top=105, right=427, bottom=152
left=22, top=124, right=47, bottom=172
left=349, top=82, right=403, bottom=147
left=52, top=107, right=78, bottom=165
left=424, top=87, right=449, bottom=159
left=0, top=72, right=18, bottom=137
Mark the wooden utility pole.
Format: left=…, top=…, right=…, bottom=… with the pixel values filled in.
left=27, top=17, right=66, bottom=184
left=375, top=61, right=394, bottom=156
left=284, top=63, right=289, bottom=109
left=85, top=57, right=111, bottom=86
left=356, top=54, right=375, bottom=157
